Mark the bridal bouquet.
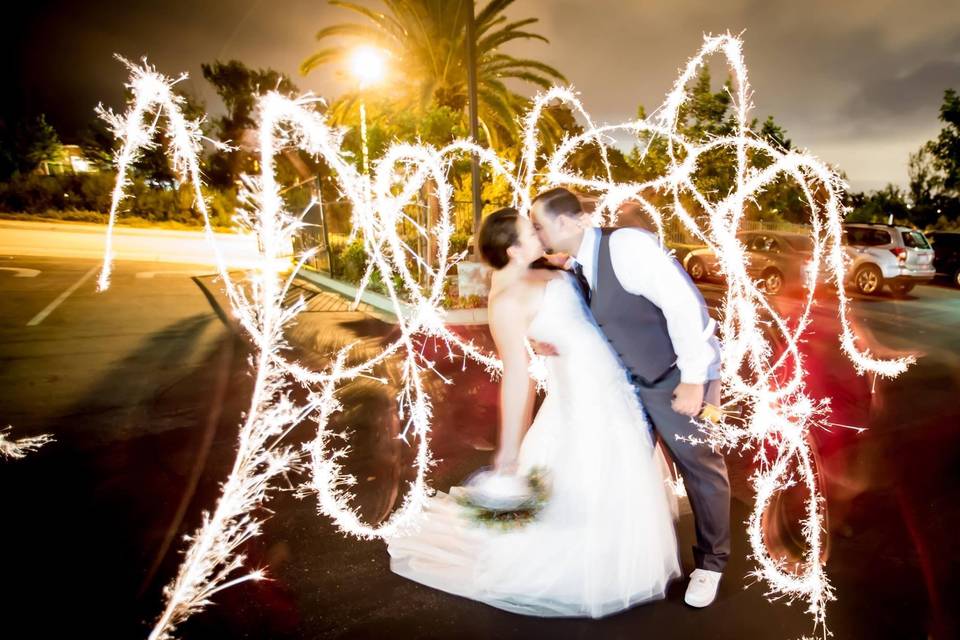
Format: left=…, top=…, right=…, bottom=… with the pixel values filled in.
left=453, top=466, right=550, bottom=531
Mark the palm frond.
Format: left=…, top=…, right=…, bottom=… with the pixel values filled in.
left=479, top=28, right=549, bottom=52
left=313, top=23, right=396, bottom=49
left=301, top=0, right=563, bottom=149
left=483, top=54, right=567, bottom=82
left=331, top=0, right=406, bottom=36
left=478, top=86, right=520, bottom=136
left=493, top=70, right=553, bottom=89
left=476, top=14, right=507, bottom=38
left=301, top=47, right=347, bottom=75
left=476, top=0, right=514, bottom=30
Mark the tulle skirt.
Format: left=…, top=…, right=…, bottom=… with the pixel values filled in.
left=386, top=369, right=682, bottom=618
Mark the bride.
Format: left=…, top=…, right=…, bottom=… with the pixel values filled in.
left=386, top=207, right=681, bottom=618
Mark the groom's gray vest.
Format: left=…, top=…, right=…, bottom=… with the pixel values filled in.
left=590, top=228, right=678, bottom=384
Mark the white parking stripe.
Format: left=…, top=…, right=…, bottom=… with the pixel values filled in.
left=135, top=270, right=208, bottom=279
left=0, top=267, right=41, bottom=277
left=26, top=266, right=99, bottom=327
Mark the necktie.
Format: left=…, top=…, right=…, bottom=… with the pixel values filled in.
left=571, top=261, right=591, bottom=304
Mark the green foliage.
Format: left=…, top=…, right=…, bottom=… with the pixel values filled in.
left=303, top=0, right=566, bottom=150
left=22, top=115, right=62, bottom=172
left=327, top=237, right=414, bottom=298
left=340, top=99, right=469, bottom=168
left=131, top=88, right=207, bottom=186
left=201, top=60, right=299, bottom=132
left=0, top=173, right=108, bottom=212
left=864, top=86, right=960, bottom=230
left=78, top=119, right=118, bottom=171
left=336, top=239, right=368, bottom=282
left=929, top=89, right=960, bottom=194
left=449, top=231, right=471, bottom=257
left=0, top=172, right=236, bottom=228
left=845, top=185, right=911, bottom=224
left=0, top=114, right=62, bottom=179
left=627, top=67, right=802, bottom=222
left=201, top=60, right=301, bottom=187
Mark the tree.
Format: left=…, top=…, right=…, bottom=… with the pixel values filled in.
left=902, top=88, right=960, bottom=228
left=133, top=88, right=208, bottom=187
left=78, top=118, right=117, bottom=171
left=0, top=114, right=62, bottom=178
left=845, top=184, right=912, bottom=224
left=627, top=67, right=802, bottom=222
left=928, top=88, right=960, bottom=195
left=201, top=60, right=300, bottom=187
left=908, top=144, right=940, bottom=205
left=301, top=0, right=566, bottom=149
left=22, top=115, right=62, bottom=174
left=903, top=145, right=944, bottom=227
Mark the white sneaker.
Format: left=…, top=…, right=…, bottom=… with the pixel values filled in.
left=684, top=569, right=722, bottom=607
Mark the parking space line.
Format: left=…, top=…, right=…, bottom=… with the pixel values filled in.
left=0, top=267, right=41, bottom=277
left=26, top=266, right=99, bottom=327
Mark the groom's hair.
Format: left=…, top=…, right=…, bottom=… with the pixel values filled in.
left=532, top=187, right=582, bottom=218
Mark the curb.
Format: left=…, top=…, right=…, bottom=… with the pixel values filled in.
left=193, top=268, right=491, bottom=337
left=193, top=270, right=491, bottom=339
left=297, top=267, right=489, bottom=326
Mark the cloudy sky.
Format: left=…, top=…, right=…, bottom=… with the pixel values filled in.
left=7, top=0, right=960, bottom=191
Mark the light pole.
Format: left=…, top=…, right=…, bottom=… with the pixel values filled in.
left=348, top=46, right=386, bottom=176
left=465, top=0, right=483, bottom=259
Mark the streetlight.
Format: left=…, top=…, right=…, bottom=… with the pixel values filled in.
left=465, top=0, right=483, bottom=259
left=348, top=46, right=386, bottom=175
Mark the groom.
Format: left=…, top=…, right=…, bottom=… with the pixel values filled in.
left=529, top=187, right=730, bottom=608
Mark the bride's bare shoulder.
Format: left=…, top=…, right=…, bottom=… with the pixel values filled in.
left=489, top=271, right=553, bottom=313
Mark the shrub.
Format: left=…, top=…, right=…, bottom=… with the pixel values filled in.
left=339, top=239, right=368, bottom=283
left=0, top=172, right=238, bottom=229
left=449, top=231, right=470, bottom=257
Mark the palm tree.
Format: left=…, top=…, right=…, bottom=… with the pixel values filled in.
left=301, top=0, right=566, bottom=149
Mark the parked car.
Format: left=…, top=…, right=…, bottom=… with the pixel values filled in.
left=842, top=223, right=935, bottom=296
left=926, top=231, right=960, bottom=288
left=682, top=230, right=823, bottom=295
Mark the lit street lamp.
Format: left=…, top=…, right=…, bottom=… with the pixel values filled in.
left=348, top=46, right=386, bottom=175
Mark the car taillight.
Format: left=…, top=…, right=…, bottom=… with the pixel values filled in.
left=890, top=247, right=906, bottom=263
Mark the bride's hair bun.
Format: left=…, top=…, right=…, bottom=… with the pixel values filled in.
left=479, top=207, right=520, bottom=269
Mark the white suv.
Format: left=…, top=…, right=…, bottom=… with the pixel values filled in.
left=842, top=223, right=935, bottom=296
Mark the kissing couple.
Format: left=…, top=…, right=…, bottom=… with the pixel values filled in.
left=387, top=187, right=731, bottom=617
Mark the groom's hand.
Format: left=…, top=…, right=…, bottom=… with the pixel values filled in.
left=529, top=339, right=559, bottom=357
left=672, top=382, right=705, bottom=417
left=543, top=252, right=571, bottom=269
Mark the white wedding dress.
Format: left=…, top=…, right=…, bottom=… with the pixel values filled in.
left=387, top=274, right=681, bottom=618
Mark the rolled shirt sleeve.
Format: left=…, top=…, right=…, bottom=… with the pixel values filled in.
left=608, top=228, right=721, bottom=384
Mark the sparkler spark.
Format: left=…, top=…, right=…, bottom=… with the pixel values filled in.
left=0, top=426, right=53, bottom=460
left=96, top=34, right=909, bottom=639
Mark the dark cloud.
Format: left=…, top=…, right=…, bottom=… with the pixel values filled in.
left=508, top=0, right=960, bottom=188
left=846, top=60, right=960, bottom=120
left=5, top=0, right=960, bottom=190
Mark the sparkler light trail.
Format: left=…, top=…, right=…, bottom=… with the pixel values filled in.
left=0, top=427, right=53, bottom=460
left=96, top=34, right=911, bottom=639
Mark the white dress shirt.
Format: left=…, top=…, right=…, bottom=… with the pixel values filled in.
left=573, top=226, right=721, bottom=384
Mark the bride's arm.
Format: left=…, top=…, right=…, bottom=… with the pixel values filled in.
left=489, top=294, right=537, bottom=473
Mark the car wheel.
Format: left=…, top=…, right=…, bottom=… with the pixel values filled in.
left=762, top=268, right=784, bottom=295
left=854, top=264, right=882, bottom=295
left=686, top=257, right=706, bottom=281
